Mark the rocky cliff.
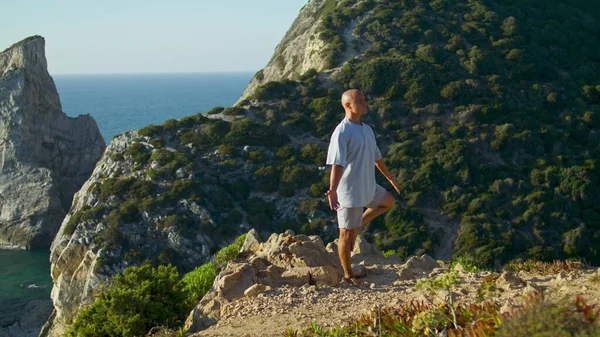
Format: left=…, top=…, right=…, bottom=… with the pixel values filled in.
left=237, top=0, right=368, bottom=103
left=0, top=36, right=105, bottom=249
left=45, top=0, right=600, bottom=334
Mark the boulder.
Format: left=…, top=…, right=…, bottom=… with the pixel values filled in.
left=240, top=229, right=262, bottom=254
left=0, top=36, right=105, bottom=249
left=495, top=272, right=526, bottom=290
left=185, top=231, right=343, bottom=333
left=397, top=255, right=441, bottom=281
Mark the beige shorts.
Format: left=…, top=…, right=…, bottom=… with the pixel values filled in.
left=337, top=184, right=387, bottom=229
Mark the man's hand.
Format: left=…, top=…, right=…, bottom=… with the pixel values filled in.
left=388, top=177, right=401, bottom=195
left=325, top=189, right=340, bottom=211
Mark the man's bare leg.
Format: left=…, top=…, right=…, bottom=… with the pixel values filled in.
left=361, top=192, right=396, bottom=230
left=350, top=193, right=396, bottom=251
left=349, top=226, right=361, bottom=253
left=338, top=228, right=360, bottom=284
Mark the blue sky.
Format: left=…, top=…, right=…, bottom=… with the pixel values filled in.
left=1, top=0, right=307, bottom=74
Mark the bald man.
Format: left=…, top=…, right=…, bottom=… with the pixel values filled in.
left=325, top=89, right=401, bottom=286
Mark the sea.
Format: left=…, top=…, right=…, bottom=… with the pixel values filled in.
left=0, top=72, right=254, bottom=322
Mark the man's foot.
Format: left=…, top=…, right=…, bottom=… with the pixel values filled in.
left=341, top=276, right=364, bottom=287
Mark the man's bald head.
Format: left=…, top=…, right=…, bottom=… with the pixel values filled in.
left=341, top=89, right=361, bottom=107
left=341, top=89, right=368, bottom=116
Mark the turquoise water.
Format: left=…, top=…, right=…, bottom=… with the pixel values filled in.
left=0, top=72, right=254, bottom=319
left=0, top=249, right=52, bottom=302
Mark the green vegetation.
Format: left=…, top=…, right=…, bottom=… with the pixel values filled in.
left=68, top=233, right=247, bottom=337
left=181, top=262, right=217, bottom=305
left=244, top=0, right=600, bottom=268
left=66, top=265, right=189, bottom=337
left=289, top=294, right=600, bottom=337
left=71, top=0, right=600, bottom=281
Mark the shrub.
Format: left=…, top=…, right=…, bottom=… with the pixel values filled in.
left=221, top=107, right=246, bottom=116
left=124, top=142, right=151, bottom=164
left=158, top=215, right=192, bottom=230
left=138, top=124, right=163, bottom=137
left=214, top=234, right=247, bottom=269
left=225, top=120, right=288, bottom=147
left=67, top=265, right=189, bottom=337
left=300, top=144, right=327, bottom=166
left=206, top=107, right=225, bottom=115
left=182, top=263, right=218, bottom=305
left=495, top=295, right=600, bottom=337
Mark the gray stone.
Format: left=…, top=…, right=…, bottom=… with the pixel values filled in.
left=236, top=0, right=366, bottom=104
left=244, top=284, right=268, bottom=298
left=397, top=255, right=441, bottom=281
left=352, top=264, right=367, bottom=278
left=496, top=272, right=526, bottom=290
left=240, top=229, right=262, bottom=254
left=0, top=36, right=105, bottom=249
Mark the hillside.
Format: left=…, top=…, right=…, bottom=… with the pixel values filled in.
left=45, top=0, right=600, bottom=334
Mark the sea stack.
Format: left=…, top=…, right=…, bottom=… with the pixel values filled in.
left=0, top=36, right=105, bottom=249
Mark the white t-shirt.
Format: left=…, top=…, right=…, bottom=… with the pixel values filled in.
left=326, top=117, right=382, bottom=208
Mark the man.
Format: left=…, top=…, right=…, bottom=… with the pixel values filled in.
left=325, top=89, right=401, bottom=286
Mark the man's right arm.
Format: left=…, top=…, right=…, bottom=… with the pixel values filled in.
left=325, top=128, right=347, bottom=210
left=326, top=164, right=344, bottom=210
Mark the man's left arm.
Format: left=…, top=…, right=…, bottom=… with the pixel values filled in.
left=375, top=159, right=401, bottom=195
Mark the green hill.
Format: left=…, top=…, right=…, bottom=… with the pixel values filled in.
left=242, top=0, right=600, bottom=267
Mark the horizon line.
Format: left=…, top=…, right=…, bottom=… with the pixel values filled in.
left=51, top=70, right=258, bottom=76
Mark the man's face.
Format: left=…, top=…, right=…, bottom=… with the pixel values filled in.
left=352, top=92, right=368, bottom=115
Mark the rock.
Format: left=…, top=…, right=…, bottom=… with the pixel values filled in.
left=523, top=282, right=540, bottom=295
left=237, top=0, right=362, bottom=104
left=216, top=263, right=257, bottom=301
left=352, top=235, right=380, bottom=256
left=244, top=284, right=267, bottom=298
left=329, top=236, right=384, bottom=264
left=0, top=299, right=53, bottom=337
left=495, top=272, right=526, bottom=290
left=555, top=271, right=567, bottom=283
left=453, top=263, right=465, bottom=273
left=326, top=241, right=338, bottom=254
left=185, top=232, right=342, bottom=328
left=397, top=255, right=441, bottom=281
left=352, top=264, right=367, bottom=278
left=240, top=229, right=262, bottom=254
left=0, top=36, right=105, bottom=249
left=500, top=303, right=512, bottom=314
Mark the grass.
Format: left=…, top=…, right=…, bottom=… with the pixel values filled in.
left=504, top=259, right=588, bottom=275
left=287, top=294, right=600, bottom=337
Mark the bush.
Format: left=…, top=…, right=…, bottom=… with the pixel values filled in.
left=182, top=262, right=218, bottom=305
left=67, top=265, right=189, bottom=337
left=124, top=142, right=151, bottom=164
left=221, top=107, right=246, bottom=116
left=225, top=120, right=288, bottom=147
left=495, top=296, right=600, bottom=337
left=206, top=107, right=225, bottom=115
left=158, top=215, right=192, bottom=230
left=300, top=144, right=327, bottom=166
left=138, top=124, right=163, bottom=137
left=214, top=234, right=247, bottom=269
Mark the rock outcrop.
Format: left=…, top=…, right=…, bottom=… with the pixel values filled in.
left=237, top=0, right=366, bottom=103
left=0, top=36, right=105, bottom=249
left=185, top=230, right=343, bottom=333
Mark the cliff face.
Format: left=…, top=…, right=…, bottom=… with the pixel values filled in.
left=44, top=0, right=600, bottom=334
left=0, top=36, right=105, bottom=249
left=237, top=0, right=367, bottom=103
